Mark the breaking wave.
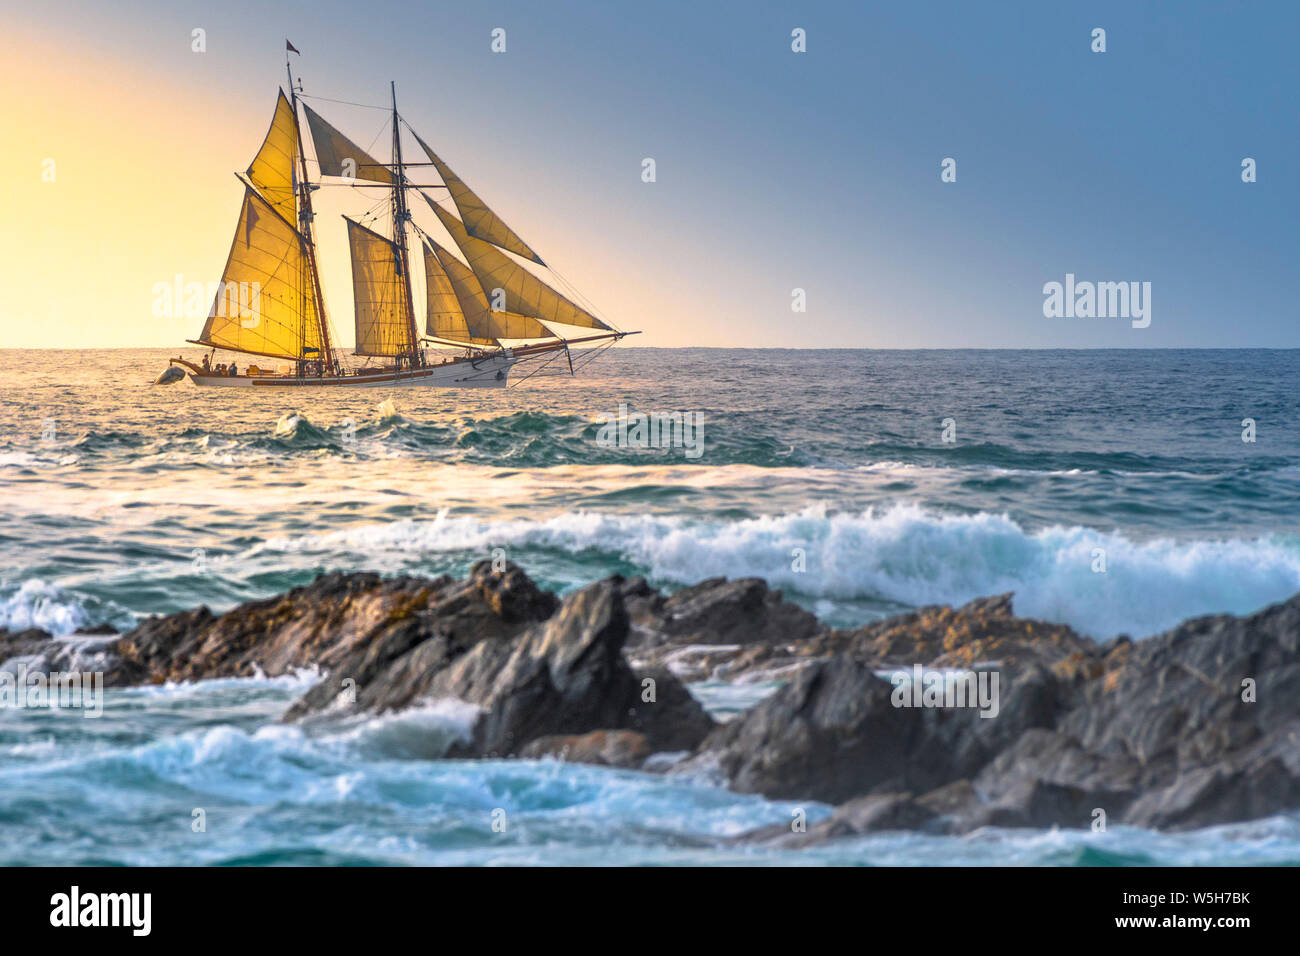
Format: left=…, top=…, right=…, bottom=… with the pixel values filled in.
left=259, top=504, right=1300, bottom=639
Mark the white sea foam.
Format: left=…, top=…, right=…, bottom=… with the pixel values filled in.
left=257, top=504, right=1300, bottom=639
left=318, top=698, right=482, bottom=759
left=0, top=579, right=93, bottom=634
left=8, top=504, right=1300, bottom=642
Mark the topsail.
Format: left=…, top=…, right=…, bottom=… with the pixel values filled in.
left=303, top=103, right=393, bottom=183
left=246, top=90, right=301, bottom=225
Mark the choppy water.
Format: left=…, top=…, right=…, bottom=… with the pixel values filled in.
left=2, top=347, right=1298, bottom=865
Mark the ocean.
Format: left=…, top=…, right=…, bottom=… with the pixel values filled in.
left=2, top=346, right=1298, bottom=865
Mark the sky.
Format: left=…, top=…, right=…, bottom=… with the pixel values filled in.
left=1, top=0, right=1296, bottom=349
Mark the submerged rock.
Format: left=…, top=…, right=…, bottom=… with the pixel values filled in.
left=521, top=730, right=653, bottom=769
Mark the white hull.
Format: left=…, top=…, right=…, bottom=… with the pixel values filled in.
left=188, top=354, right=517, bottom=388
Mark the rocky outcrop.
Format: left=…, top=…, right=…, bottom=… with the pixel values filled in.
left=677, top=655, right=1062, bottom=805
left=358, top=579, right=713, bottom=757
left=621, top=575, right=823, bottom=682
left=698, top=592, right=1300, bottom=840
left=4, top=566, right=1297, bottom=838
left=0, top=563, right=714, bottom=764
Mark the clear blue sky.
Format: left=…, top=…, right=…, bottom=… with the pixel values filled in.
left=8, top=0, right=1298, bottom=347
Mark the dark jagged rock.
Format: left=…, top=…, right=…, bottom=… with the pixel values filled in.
left=835, top=592, right=1101, bottom=674
left=624, top=576, right=819, bottom=648
left=677, top=655, right=1060, bottom=805
left=400, top=579, right=713, bottom=757
left=73, top=623, right=119, bottom=636
left=0, top=562, right=713, bottom=765
left=676, top=658, right=914, bottom=803
left=625, top=587, right=1101, bottom=685
left=705, top=593, right=1300, bottom=838
left=0, top=627, right=57, bottom=662
left=3, top=566, right=1297, bottom=837
left=283, top=563, right=558, bottom=718
left=623, top=576, right=822, bottom=681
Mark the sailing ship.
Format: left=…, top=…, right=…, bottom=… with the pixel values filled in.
left=167, top=52, right=634, bottom=388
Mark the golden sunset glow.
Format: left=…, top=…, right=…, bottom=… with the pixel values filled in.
left=0, top=19, right=727, bottom=351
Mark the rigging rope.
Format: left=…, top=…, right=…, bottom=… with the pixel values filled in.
left=298, top=92, right=389, bottom=111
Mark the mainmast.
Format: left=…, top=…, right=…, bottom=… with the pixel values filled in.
left=390, top=81, right=423, bottom=368
left=287, top=57, right=335, bottom=375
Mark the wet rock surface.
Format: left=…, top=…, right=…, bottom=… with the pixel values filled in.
left=704, top=592, right=1300, bottom=841
left=3, top=566, right=1297, bottom=839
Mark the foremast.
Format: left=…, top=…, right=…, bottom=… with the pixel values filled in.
left=287, top=56, right=336, bottom=376
left=189, top=81, right=331, bottom=369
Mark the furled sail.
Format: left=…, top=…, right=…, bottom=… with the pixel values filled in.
left=196, top=186, right=322, bottom=360
left=303, top=104, right=393, bottom=183
left=422, top=192, right=612, bottom=332
left=246, top=90, right=300, bottom=225
left=414, top=133, right=543, bottom=264
left=424, top=237, right=551, bottom=342
left=346, top=218, right=414, bottom=356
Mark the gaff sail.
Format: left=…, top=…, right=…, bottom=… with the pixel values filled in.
left=195, top=185, right=323, bottom=361
left=346, top=217, right=416, bottom=357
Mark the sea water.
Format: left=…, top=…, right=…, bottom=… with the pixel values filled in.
left=1, top=347, right=1297, bottom=864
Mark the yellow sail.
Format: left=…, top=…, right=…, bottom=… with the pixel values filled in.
left=346, top=218, right=414, bottom=356
left=427, top=238, right=550, bottom=342
left=423, top=241, right=492, bottom=345
left=303, top=104, right=393, bottom=183
left=196, top=186, right=322, bottom=360
left=423, top=193, right=612, bottom=332
left=485, top=310, right=555, bottom=340
left=246, top=90, right=299, bottom=225
left=414, top=133, right=543, bottom=264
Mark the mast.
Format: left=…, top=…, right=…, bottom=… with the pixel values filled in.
left=390, top=81, right=422, bottom=368
left=287, top=56, right=335, bottom=375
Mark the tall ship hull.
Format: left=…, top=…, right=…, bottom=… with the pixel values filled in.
left=177, top=352, right=516, bottom=388
left=164, top=46, right=636, bottom=389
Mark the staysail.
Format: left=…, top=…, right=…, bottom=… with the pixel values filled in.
left=196, top=186, right=323, bottom=360
left=421, top=192, right=612, bottom=332
left=246, top=90, right=300, bottom=225
left=303, top=104, right=393, bottom=183
left=424, top=236, right=552, bottom=342
left=414, top=133, right=543, bottom=264
left=346, top=217, right=415, bottom=356
left=423, top=240, right=492, bottom=345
